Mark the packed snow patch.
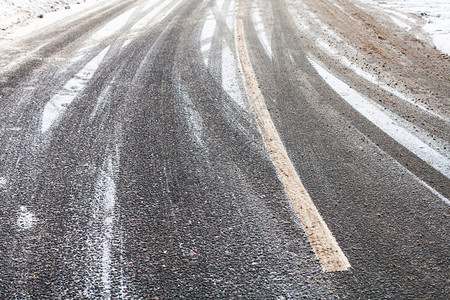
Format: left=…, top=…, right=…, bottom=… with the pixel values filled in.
left=17, top=206, right=36, bottom=230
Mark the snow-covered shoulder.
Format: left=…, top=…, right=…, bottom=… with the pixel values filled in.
left=0, top=0, right=106, bottom=37
left=357, top=0, right=450, bottom=55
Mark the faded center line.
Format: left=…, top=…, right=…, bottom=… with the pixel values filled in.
left=234, top=17, right=351, bottom=272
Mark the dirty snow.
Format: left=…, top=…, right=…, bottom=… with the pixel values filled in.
left=357, top=0, right=450, bottom=55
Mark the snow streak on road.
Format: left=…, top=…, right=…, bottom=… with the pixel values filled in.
left=308, top=56, right=450, bottom=182
left=42, top=46, right=110, bottom=133
left=0, top=0, right=448, bottom=298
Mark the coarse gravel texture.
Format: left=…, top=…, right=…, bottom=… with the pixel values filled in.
left=0, top=0, right=448, bottom=298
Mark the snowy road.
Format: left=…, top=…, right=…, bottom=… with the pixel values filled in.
left=0, top=0, right=448, bottom=298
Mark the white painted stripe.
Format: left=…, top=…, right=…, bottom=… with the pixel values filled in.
left=41, top=46, right=110, bottom=133
left=235, top=17, right=350, bottom=272
left=201, top=39, right=212, bottom=53
left=308, top=56, right=450, bottom=178
left=201, top=14, right=216, bottom=40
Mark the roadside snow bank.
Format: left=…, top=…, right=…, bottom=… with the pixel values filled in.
left=357, top=0, right=450, bottom=55
left=0, top=0, right=93, bottom=31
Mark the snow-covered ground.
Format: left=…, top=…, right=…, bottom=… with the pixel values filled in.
left=357, top=0, right=450, bottom=55
left=0, top=0, right=99, bottom=31
left=1, top=0, right=449, bottom=55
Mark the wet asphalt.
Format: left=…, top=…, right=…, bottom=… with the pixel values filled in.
left=0, top=0, right=448, bottom=298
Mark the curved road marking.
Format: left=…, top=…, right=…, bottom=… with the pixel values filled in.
left=235, top=17, right=351, bottom=272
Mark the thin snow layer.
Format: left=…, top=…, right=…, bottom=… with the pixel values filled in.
left=200, top=10, right=216, bottom=65
left=91, top=8, right=136, bottom=41
left=85, top=139, right=121, bottom=298
left=357, top=0, right=450, bottom=55
left=315, top=37, right=447, bottom=122
left=308, top=55, right=450, bottom=179
left=130, top=0, right=171, bottom=33
left=252, top=1, right=272, bottom=58
left=41, top=46, right=110, bottom=133
left=222, top=45, right=247, bottom=111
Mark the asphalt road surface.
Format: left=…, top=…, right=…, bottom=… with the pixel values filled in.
left=0, top=0, right=448, bottom=298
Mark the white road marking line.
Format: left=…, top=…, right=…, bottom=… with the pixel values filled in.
left=235, top=16, right=351, bottom=272
left=201, top=38, right=212, bottom=53
left=99, top=157, right=116, bottom=297
left=308, top=55, right=450, bottom=179
left=17, top=206, right=36, bottom=230
left=41, top=46, right=110, bottom=133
